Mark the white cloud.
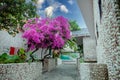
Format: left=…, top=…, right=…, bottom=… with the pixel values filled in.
left=44, top=1, right=61, bottom=17
left=38, top=0, right=69, bottom=17
left=37, top=0, right=45, bottom=9
left=44, top=6, right=54, bottom=17
left=68, top=0, right=74, bottom=5
left=60, top=5, right=69, bottom=13
left=37, top=0, right=44, bottom=5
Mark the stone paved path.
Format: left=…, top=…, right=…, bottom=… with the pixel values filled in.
left=42, top=64, right=79, bottom=80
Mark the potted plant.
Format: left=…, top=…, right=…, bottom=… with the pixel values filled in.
left=22, top=16, right=71, bottom=71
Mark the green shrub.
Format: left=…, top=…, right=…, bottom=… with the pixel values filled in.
left=0, top=48, right=27, bottom=64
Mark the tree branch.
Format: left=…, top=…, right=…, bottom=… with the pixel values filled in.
left=30, top=48, right=39, bottom=62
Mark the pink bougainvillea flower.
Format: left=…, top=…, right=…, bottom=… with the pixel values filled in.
left=22, top=16, right=71, bottom=51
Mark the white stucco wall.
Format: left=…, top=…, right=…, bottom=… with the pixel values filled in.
left=0, top=31, right=25, bottom=54
left=77, top=0, right=95, bottom=38
left=0, top=31, right=50, bottom=60
left=93, top=0, right=105, bottom=63
left=83, top=36, right=97, bottom=62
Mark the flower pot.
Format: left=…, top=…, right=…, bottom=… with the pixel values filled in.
left=0, top=62, right=42, bottom=80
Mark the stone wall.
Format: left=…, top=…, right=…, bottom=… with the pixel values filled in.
left=79, top=63, right=108, bottom=80
left=94, top=0, right=120, bottom=79
left=0, top=62, right=42, bottom=80
left=43, top=58, right=56, bottom=72
left=83, top=36, right=97, bottom=62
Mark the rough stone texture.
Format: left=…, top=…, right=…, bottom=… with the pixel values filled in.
left=0, top=31, right=25, bottom=54
left=79, top=63, right=108, bottom=80
left=94, top=0, right=120, bottom=79
left=0, top=62, right=42, bottom=80
left=43, top=58, right=56, bottom=72
left=83, top=36, right=97, bottom=62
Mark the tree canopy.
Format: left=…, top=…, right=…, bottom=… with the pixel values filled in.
left=69, top=20, right=80, bottom=31
left=0, top=0, right=37, bottom=35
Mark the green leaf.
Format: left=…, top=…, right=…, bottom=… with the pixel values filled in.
left=0, top=0, right=37, bottom=35
left=69, top=20, right=80, bottom=31
left=18, top=48, right=25, bottom=55
left=0, top=53, right=9, bottom=60
left=64, top=38, right=78, bottom=52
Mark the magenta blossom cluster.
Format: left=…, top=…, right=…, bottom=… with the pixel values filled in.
left=22, top=16, right=71, bottom=50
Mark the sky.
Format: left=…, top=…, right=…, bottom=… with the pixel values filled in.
left=36, top=0, right=87, bottom=28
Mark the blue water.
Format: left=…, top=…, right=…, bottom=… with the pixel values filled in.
left=60, top=55, right=71, bottom=60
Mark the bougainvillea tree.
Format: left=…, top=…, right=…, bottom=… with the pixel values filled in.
left=22, top=16, right=71, bottom=59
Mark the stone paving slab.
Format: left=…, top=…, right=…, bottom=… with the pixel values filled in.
left=43, top=64, right=79, bottom=80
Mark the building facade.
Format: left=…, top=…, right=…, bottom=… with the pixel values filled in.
left=96, top=0, right=120, bottom=79
left=78, top=0, right=120, bottom=79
